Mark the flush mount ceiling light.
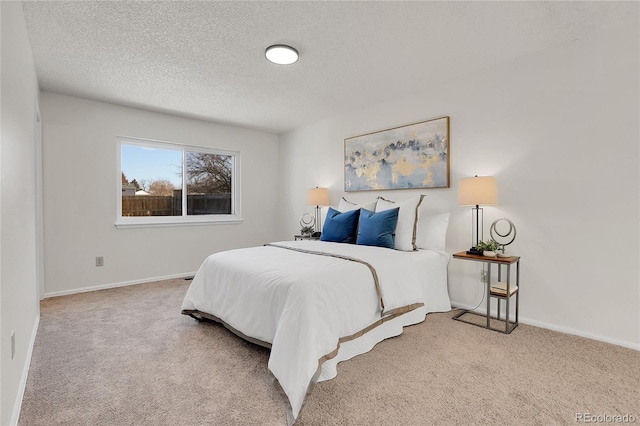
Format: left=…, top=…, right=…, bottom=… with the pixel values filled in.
left=265, top=44, right=299, bottom=65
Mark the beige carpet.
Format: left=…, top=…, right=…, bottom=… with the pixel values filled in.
left=19, top=278, right=639, bottom=425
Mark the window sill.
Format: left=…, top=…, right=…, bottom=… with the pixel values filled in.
left=115, top=216, right=243, bottom=229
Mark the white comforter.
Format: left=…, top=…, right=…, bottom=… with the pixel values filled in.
left=181, top=241, right=450, bottom=422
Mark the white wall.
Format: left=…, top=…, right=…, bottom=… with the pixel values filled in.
left=278, top=18, right=639, bottom=349
left=0, top=2, right=41, bottom=424
left=41, top=92, right=280, bottom=296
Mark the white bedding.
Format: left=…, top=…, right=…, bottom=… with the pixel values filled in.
left=181, top=240, right=451, bottom=422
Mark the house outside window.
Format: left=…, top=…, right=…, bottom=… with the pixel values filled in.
left=116, top=137, right=241, bottom=228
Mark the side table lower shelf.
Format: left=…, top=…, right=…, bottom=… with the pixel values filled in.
left=452, top=309, right=518, bottom=334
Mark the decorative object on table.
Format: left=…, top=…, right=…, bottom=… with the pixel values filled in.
left=458, top=175, right=498, bottom=255
left=490, top=218, right=517, bottom=257
left=476, top=239, right=499, bottom=257
left=306, top=187, right=329, bottom=234
left=299, top=213, right=316, bottom=236
left=344, top=116, right=449, bottom=191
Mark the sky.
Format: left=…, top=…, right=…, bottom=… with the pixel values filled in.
left=121, top=145, right=183, bottom=187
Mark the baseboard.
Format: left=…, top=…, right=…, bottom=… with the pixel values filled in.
left=451, top=301, right=640, bottom=351
left=517, top=317, right=640, bottom=351
left=10, top=314, right=40, bottom=426
left=43, top=272, right=197, bottom=299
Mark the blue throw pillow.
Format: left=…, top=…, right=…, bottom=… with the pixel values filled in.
left=356, top=208, right=400, bottom=249
left=320, top=207, right=360, bottom=243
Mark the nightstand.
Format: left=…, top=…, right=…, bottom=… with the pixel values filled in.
left=452, top=251, right=520, bottom=334
left=294, top=235, right=320, bottom=241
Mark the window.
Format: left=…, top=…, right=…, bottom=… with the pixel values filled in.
left=116, top=137, right=241, bottom=227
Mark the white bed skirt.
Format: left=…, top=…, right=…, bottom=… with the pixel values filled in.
left=318, top=305, right=428, bottom=381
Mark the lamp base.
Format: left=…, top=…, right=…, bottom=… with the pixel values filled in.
left=466, top=247, right=483, bottom=255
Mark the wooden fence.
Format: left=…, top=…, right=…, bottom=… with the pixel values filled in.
left=122, top=194, right=231, bottom=216
left=187, top=194, right=231, bottom=215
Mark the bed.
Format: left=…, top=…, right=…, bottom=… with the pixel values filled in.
left=181, top=237, right=451, bottom=424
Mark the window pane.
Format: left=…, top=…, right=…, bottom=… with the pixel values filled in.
left=121, top=145, right=183, bottom=217
left=186, top=151, right=232, bottom=215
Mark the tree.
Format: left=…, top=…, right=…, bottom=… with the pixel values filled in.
left=148, top=179, right=176, bottom=196
left=122, top=172, right=129, bottom=184
left=186, top=152, right=232, bottom=194
left=130, top=179, right=141, bottom=191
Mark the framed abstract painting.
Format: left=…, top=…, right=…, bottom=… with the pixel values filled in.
left=344, top=116, right=450, bottom=192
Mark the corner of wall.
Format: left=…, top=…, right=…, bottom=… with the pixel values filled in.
left=1, top=2, right=42, bottom=424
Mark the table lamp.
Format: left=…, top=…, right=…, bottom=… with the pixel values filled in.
left=458, top=176, right=497, bottom=255
left=307, top=187, right=329, bottom=234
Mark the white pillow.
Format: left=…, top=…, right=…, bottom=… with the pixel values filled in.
left=416, top=211, right=450, bottom=251
left=375, top=195, right=424, bottom=251
left=338, top=197, right=377, bottom=212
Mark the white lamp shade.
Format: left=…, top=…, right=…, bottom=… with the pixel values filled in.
left=307, top=187, right=329, bottom=206
left=458, top=176, right=498, bottom=206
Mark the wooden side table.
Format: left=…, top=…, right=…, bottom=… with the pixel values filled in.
left=294, top=235, right=320, bottom=241
left=452, top=251, right=520, bottom=334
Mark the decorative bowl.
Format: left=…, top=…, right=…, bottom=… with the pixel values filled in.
left=483, top=251, right=497, bottom=258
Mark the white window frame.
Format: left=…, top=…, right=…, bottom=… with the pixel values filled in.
left=116, top=136, right=241, bottom=228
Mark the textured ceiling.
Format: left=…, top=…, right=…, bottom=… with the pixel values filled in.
left=22, top=1, right=633, bottom=134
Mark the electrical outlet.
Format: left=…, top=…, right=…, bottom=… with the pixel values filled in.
left=11, top=332, right=15, bottom=360
left=480, top=270, right=488, bottom=284
left=96, top=256, right=104, bottom=267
